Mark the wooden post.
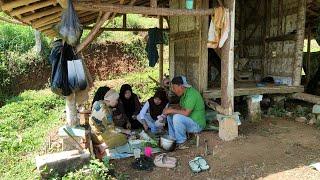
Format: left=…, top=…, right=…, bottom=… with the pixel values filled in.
left=150, top=0, right=157, bottom=8
left=292, top=0, right=306, bottom=86
left=123, top=14, right=127, bottom=28
left=34, top=30, right=42, bottom=54
left=307, top=25, right=311, bottom=83
left=199, top=0, right=209, bottom=92
left=159, top=16, right=164, bottom=83
left=221, top=0, right=235, bottom=116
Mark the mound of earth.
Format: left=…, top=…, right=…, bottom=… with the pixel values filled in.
left=83, top=42, right=144, bottom=81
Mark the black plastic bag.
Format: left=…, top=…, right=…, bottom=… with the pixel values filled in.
left=50, top=40, right=72, bottom=96
left=58, top=0, right=83, bottom=46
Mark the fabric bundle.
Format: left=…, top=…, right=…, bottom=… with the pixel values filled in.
left=208, top=7, right=230, bottom=49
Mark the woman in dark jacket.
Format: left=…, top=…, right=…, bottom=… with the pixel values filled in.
left=118, top=84, right=142, bottom=129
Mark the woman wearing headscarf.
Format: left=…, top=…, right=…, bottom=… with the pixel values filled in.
left=138, top=88, right=169, bottom=133
left=90, top=86, right=127, bottom=157
left=119, top=84, right=142, bottom=129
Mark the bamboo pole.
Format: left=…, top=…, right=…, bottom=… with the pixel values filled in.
left=74, top=2, right=214, bottom=16
left=159, top=16, right=164, bottom=83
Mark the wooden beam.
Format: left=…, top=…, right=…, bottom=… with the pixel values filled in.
left=264, top=34, right=297, bottom=42
left=32, top=12, right=62, bottom=28
left=57, top=0, right=67, bottom=9
left=76, top=0, right=136, bottom=53
left=159, top=16, right=164, bottom=83
left=291, top=93, right=320, bottom=104
left=23, top=7, right=62, bottom=23
left=307, top=25, right=311, bottom=83
left=1, top=0, right=40, bottom=11
left=150, top=0, right=157, bottom=8
left=220, top=0, right=235, bottom=116
left=205, top=99, right=229, bottom=116
left=10, top=0, right=57, bottom=16
left=123, top=14, right=127, bottom=28
left=203, top=86, right=305, bottom=99
left=0, top=16, right=25, bottom=25
left=292, top=0, right=306, bottom=86
left=77, top=12, right=112, bottom=53
left=83, top=26, right=169, bottom=31
left=74, top=2, right=214, bottom=16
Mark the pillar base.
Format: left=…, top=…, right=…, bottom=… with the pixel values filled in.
left=247, top=95, right=263, bottom=122
left=217, top=114, right=238, bottom=141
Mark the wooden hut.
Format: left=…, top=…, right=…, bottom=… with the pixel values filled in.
left=1, top=0, right=319, bottom=140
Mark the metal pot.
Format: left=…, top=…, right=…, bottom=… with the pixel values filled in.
left=160, top=135, right=176, bottom=151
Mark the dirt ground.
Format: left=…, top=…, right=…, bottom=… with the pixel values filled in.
left=113, top=118, right=320, bottom=180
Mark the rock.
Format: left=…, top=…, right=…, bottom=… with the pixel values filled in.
left=286, top=111, right=293, bottom=117
left=308, top=118, right=316, bottom=125
left=312, top=104, right=320, bottom=114
left=295, top=117, right=307, bottom=123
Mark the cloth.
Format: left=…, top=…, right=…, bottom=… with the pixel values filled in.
left=146, top=28, right=163, bottom=67
left=91, top=86, right=110, bottom=107
left=90, top=100, right=127, bottom=149
left=171, top=76, right=191, bottom=88
left=167, top=114, right=202, bottom=144
left=104, top=89, right=119, bottom=105
left=208, top=7, right=230, bottom=49
left=179, top=87, right=206, bottom=128
left=148, top=98, right=168, bottom=120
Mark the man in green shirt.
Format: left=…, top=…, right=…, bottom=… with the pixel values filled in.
left=163, top=76, right=205, bottom=149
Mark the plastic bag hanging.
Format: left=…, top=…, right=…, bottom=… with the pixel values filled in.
left=58, top=0, right=83, bottom=46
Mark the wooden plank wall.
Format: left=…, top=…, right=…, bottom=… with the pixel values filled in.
left=236, top=0, right=305, bottom=86
left=169, top=0, right=208, bottom=92
left=236, top=0, right=265, bottom=78
left=264, top=0, right=304, bottom=84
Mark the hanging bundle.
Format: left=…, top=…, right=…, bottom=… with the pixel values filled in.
left=58, top=0, right=83, bottom=46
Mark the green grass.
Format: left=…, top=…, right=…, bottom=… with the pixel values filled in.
left=0, top=90, right=64, bottom=180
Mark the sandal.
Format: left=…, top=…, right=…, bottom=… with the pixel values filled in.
left=154, top=153, right=176, bottom=168
left=188, top=159, right=201, bottom=173
left=176, top=143, right=189, bottom=150
left=195, top=156, right=210, bottom=171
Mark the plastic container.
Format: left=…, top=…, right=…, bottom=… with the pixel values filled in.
left=186, top=0, right=194, bottom=9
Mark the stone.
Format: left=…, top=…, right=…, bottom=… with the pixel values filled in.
left=308, top=118, right=316, bottom=125
left=219, top=117, right=238, bottom=141
left=286, top=111, right=293, bottom=117
left=247, top=95, right=263, bottom=122
left=35, top=150, right=90, bottom=176
left=295, top=117, right=307, bottom=123
left=312, top=104, right=320, bottom=114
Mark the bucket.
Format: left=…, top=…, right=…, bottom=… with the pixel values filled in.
left=186, top=0, right=194, bottom=10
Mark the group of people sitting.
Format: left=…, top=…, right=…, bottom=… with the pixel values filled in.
left=89, top=76, right=206, bottom=155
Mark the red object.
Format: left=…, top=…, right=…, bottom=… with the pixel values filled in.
left=144, top=147, right=152, bottom=157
